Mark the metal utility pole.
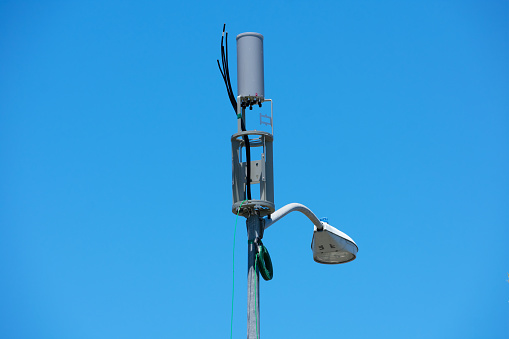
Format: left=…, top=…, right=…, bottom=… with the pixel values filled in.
left=235, top=32, right=270, bottom=339
left=246, top=214, right=261, bottom=339
left=218, top=25, right=358, bottom=339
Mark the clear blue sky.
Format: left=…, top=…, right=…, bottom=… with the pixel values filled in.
left=1, top=1, right=508, bottom=338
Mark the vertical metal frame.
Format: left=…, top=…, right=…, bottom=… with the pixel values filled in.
left=231, top=131, right=275, bottom=216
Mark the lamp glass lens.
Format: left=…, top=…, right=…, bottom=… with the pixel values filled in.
left=316, top=251, right=354, bottom=264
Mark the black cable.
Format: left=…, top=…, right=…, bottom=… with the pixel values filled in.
left=219, top=25, right=236, bottom=111
left=242, top=134, right=252, bottom=200
left=217, top=24, right=252, bottom=200
left=224, top=32, right=237, bottom=107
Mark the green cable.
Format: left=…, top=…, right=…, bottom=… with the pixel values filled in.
left=230, top=200, right=246, bottom=339
left=248, top=240, right=273, bottom=281
left=256, top=241, right=273, bottom=281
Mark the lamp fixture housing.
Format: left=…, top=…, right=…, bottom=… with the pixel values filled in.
left=311, top=222, right=358, bottom=264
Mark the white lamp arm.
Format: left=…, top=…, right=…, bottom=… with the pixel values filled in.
left=263, top=203, right=323, bottom=231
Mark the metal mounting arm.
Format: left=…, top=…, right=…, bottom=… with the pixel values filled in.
left=263, top=203, right=323, bottom=231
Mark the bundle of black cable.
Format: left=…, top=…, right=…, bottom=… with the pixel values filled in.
left=217, top=24, right=252, bottom=201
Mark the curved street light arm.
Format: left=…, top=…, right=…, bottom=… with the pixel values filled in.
left=263, top=203, right=323, bottom=231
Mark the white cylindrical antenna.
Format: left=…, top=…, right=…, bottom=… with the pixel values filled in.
left=236, top=32, right=264, bottom=104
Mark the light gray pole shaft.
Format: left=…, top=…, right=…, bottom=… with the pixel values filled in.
left=247, top=215, right=261, bottom=339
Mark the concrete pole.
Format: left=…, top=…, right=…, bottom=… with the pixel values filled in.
left=247, top=214, right=261, bottom=339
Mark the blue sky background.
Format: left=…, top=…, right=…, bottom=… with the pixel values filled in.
left=1, top=1, right=508, bottom=338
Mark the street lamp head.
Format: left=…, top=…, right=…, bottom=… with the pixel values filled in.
left=311, top=221, right=358, bottom=264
